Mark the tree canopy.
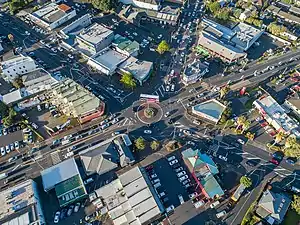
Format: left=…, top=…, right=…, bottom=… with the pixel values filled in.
left=207, top=1, right=220, bottom=14
left=150, top=140, right=160, bottom=151
left=284, top=136, right=300, bottom=158
left=120, top=72, right=136, bottom=89
left=291, top=195, right=300, bottom=215
left=3, top=108, right=17, bottom=127
left=240, top=176, right=252, bottom=188
left=91, top=0, right=113, bottom=11
left=135, top=137, right=146, bottom=150
left=267, top=23, right=287, bottom=36
left=156, top=40, right=170, bottom=55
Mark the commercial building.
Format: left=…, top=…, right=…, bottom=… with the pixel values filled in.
left=182, top=148, right=224, bottom=199
left=48, top=79, right=105, bottom=124
left=0, top=179, right=45, bottom=225
left=112, top=34, right=140, bottom=57
left=197, top=18, right=263, bottom=63
left=1, top=55, right=37, bottom=82
left=118, top=56, right=153, bottom=85
left=76, top=23, right=114, bottom=55
left=120, top=0, right=161, bottom=11
left=41, top=158, right=87, bottom=207
left=284, top=93, right=300, bottom=119
left=253, top=95, right=300, bottom=138
left=79, top=134, right=135, bottom=176
left=182, top=59, right=209, bottom=85
left=89, top=166, right=164, bottom=225
left=256, top=190, right=291, bottom=224
left=28, top=3, right=76, bottom=30
left=192, top=99, right=227, bottom=124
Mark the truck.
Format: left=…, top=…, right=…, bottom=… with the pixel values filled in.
left=231, top=183, right=246, bottom=202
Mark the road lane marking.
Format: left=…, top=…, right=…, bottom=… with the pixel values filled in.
left=246, top=157, right=261, bottom=160
left=274, top=168, right=287, bottom=171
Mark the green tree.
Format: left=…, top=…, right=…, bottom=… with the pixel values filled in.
left=233, top=8, right=242, bottom=19
left=285, top=136, right=297, bottom=149
left=253, top=19, right=263, bottom=28
left=272, top=131, right=285, bottom=146
left=216, top=8, right=230, bottom=20
left=242, top=120, right=251, bottom=134
left=240, top=176, right=252, bottom=188
left=135, top=137, right=145, bottom=150
left=208, top=1, right=220, bottom=14
left=150, top=140, right=160, bottom=151
left=267, top=23, right=287, bottom=36
left=156, top=40, right=170, bottom=55
left=3, top=108, right=17, bottom=127
left=284, top=136, right=300, bottom=158
left=12, top=77, right=24, bottom=89
left=236, top=115, right=247, bottom=131
left=291, top=195, right=300, bottom=215
left=120, top=72, right=136, bottom=89
left=220, top=86, right=230, bottom=99
left=91, top=0, right=113, bottom=11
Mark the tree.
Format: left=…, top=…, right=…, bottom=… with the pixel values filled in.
left=240, top=176, right=252, bottom=188
left=252, top=18, right=263, bottom=28
left=91, top=0, right=113, bottom=11
left=208, top=1, right=220, bottom=14
left=233, top=8, right=242, bottom=19
left=156, top=40, right=170, bottom=55
left=120, top=72, right=136, bottom=89
left=242, top=120, right=251, bottom=134
left=135, top=137, right=145, bottom=151
left=291, top=195, right=300, bottom=215
left=12, top=77, right=24, bottom=89
left=236, top=115, right=247, bottom=131
left=267, top=23, right=287, bottom=36
left=150, top=140, right=160, bottom=151
left=284, top=136, right=300, bottom=158
left=220, top=86, right=230, bottom=99
left=0, top=101, right=9, bottom=118
left=273, top=131, right=285, bottom=146
left=3, top=108, right=17, bottom=127
left=216, top=8, right=230, bottom=21
left=285, top=136, right=297, bottom=149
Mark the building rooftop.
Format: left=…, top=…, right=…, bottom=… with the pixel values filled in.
left=1, top=55, right=35, bottom=70
left=192, top=99, right=226, bottom=122
left=253, top=95, right=300, bottom=137
left=200, top=174, right=224, bottom=199
left=77, top=23, right=113, bottom=46
left=184, top=59, right=209, bottom=77
left=93, top=167, right=164, bottom=225
left=41, top=157, right=80, bottom=191
left=119, top=56, right=153, bottom=82
left=0, top=89, right=30, bottom=105
left=267, top=5, right=300, bottom=24
left=32, top=3, right=73, bottom=24
left=113, top=34, right=139, bottom=55
left=134, top=0, right=160, bottom=5
left=91, top=48, right=127, bottom=72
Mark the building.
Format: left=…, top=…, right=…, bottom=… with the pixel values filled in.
left=1, top=55, right=37, bottom=82
left=118, top=56, right=153, bottom=85
left=192, top=99, right=227, bottom=124
left=87, top=48, right=128, bottom=75
left=197, top=18, right=263, bottom=63
left=253, top=95, right=300, bottom=138
left=89, top=166, right=164, bottom=225
left=79, top=134, right=135, bottom=176
left=120, top=0, right=161, bottom=11
left=182, top=148, right=224, bottom=199
left=284, top=93, right=300, bottom=118
left=267, top=5, right=300, bottom=25
left=48, top=79, right=105, bottom=124
left=182, top=59, right=209, bottom=85
left=0, top=89, right=30, bottom=105
left=28, top=3, right=76, bottom=30
left=0, top=179, right=45, bottom=225
left=76, top=23, right=114, bottom=55
left=60, top=14, right=92, bottom=39
left=256, top=190, right=291, bottom=224
left=112, top=34, right=140, bottom=57
left=41, top=158, right=87, bottom=207
left=239, top=8, right=252, bottom=21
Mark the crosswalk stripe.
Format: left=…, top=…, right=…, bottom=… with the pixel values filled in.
left=274, top=168, right=287, bottom=171
left=235, top=152, right=249, bottom=155
left=246, top=157, right=261, bottom=160
left=161, top=85, right=165, bottom=92
left=158, top=88, right=164, bottom=97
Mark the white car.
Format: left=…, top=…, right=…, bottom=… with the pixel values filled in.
left=37, top=104, right=42, bottom=111
left=216, top=210, right=226, bottom=218
left=57, top=47, right=63, bottom=52
left=53, top=211, right=60, bottom=223
left=32, top=123, right=38, bottom=129
left=144, top=130, right=152, bottom=134
left=237, top=139, right=245, bottom=145
left=6, top=145, right=10, bottom=154
left=150, top=173, right=158, bottom=179
left=0, top=147, right=6, bottom=156
left=169, top=159, right=178, bottom=166
left=165, top=85, right=170, bottom=92
left=189, top=192, right=198, bottom=199
left=171, top=84, right=175, bottom=92
left=177, top=171, right=187, bottom=177
left=184, top=183, right=191, bottom=188
left=167, top=156, right=176, bottom=161
left=165, top=112, right=170, bottom=117
left=25, top=31, right=30, bottom=35
left=174, top=167, right=183, bottom=173
left=218, top=155, right=228, bottom=161
left=68, top=54, right=74, bottom=59
left=182, top=179, right=190, bottom=185
left=210, top=200, right=220, bottom=208
left=40, top=40, right=45, bottom=45
left=51, top=48, right=57, bottom=53
left=166, top=205, right=175, bottom=213
left=179, top=175, right=188, bottom=182
left=178, top=194, right=184, bottom=204
left=23, top=128, right=31, bottom=133
left=74, top=202, right=81, bottom=213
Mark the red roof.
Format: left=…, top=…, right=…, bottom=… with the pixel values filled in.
left=58, top=4, right=71, bottom=12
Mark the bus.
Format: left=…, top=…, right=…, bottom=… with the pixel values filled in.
left=231, top=183, right=246, bottom=202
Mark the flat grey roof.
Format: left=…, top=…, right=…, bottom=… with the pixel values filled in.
left=78, top=23, right=113, bottom=46
left=91, top=49, right=127, bottom=71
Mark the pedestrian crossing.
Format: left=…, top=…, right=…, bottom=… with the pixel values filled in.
left=154, top=84, right=165, bottom=98
left=50, top=151, right=61, bottom=165
left=118, top=117, right=138, bottom=127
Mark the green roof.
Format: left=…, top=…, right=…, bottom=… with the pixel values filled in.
left=55, top=174, right=87, bottom=207
left=113, top=34, right=139, bottom=55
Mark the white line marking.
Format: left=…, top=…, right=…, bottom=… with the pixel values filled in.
left=161, top=85, right=165, bottom=92
left=274, top=168, right=287, bottom=171
left=246, top=157, right=261, bottom=160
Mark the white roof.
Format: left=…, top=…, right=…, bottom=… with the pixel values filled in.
left=41, top=158, right=79, bottom=191
left=78, top=23, right=113, bottom=46
left=91, top=48, right=127, bottom=71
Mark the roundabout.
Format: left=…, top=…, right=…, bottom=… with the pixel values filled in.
left=136, top=101, right=164, bottom=125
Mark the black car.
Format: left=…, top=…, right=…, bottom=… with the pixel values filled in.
left=60, top=208, right=67, bottom=219
left=245, top=160, right=258, bottom=167
left=188, top=97, right=195, bottom=101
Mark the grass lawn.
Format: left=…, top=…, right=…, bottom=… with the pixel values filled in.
left=283, top=209, right=300, bottom=225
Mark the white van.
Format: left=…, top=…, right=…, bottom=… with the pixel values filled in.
left=216, top=210, right=226, bottom=218
left=210, top=200, right=220, bottom=208
left=151, top=178, right=160, bottom=184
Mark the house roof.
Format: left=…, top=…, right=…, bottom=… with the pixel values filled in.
left=200, top=174, right=224, bottom=198
left=181, top=148, right=219, bottom=175
left=257, top=190, right=291, bottom=223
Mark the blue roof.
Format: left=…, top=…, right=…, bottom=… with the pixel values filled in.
left=192, top=99, right=226, bottom=120
left=200, top=174, right=224, bottom=198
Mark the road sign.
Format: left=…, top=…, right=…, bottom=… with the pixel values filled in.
left=140, top=94, right=159, bottom=103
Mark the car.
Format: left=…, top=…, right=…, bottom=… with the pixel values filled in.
left=177, top=171, right=187, bottom=177
left=175, top=167, right=183, bottom=173
left=210, top=200, right=220, bottom=208
left=171, top=84, right=175, bottom=92
left=189, top=192, right=198, bottom=199
left=272, top=152, right=283, bottom=161
left=270, top=158, right=279, bottom=165
left=184, top=183, right=191, bottom=188
left=165, top=112, right=170, bottom=117
left=178, top=194, right=184, bottom=204
left=0, top=147, right=5, bottom=156
left=9, top=143, right=14, bottom=151
left=151, top=178, right=160, bottom=184
left=237, top=139, right=245, bottom=145
left=165, top=85, right=170, bottom=92
left=67, top=205, right=74, bottom=216
left=194, top=200, right=205, bottom=208
left=54, top=211, right=60, bottom=223
left=37, top=104, right=42, bottom=111
left=40, top=40, right=45, bottom=45
left=32, top=123, right=38, bottom=129
left=159, top=192, right=166, bottom=198
left=286, top=158, right=296, bottom=165
left=84, top=177, right=94, bottom=185
left=150, top=173, right=158, bottom=179
left=218, top=155, right=228, bottom=161
left=45, top=43, right=51, bottom=48
left=166, top=205, right=175, bottom=213
left=216, top=210, right=227, bottom=218
left=5, top=145, right=10, bottom=154
left=145, top=165, right=153, bottom=171
left=3, top=128, right=7, bottom=135
left=182, top=179, right=190, bottom=185
left=162, top=197, right=169, bottom=203
left=169, top=159, right=178, bottom=166
left=60, top=208, right=67, bottom=219
left=68, top=54, right=74, bottom=59
left=167, top=156, right=176, bottom=161
left=246, top=160, right=257, bottom=167
left=57, top=47, right=63, bottom=52
left=179, top=175, right=188, bottom=182
left=51, top=48, right=57, bottom=53
left=144, top=130, right=152, bottom=134
left=74, top=202, right=81, bottom=213
left=193, top=120, right=201, bottom=125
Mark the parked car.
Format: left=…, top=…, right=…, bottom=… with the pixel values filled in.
left=167, top=156, right=176, bottom=161
left=218, top=155, right=228, bottom=161
left=60, top=208, right=67, bottom=219
left=216, top=210, right=226, bottom=218
left=169, top=159, right=178, bottom=166
left=74, top=202, right=81, bottom=213
left=189, top=192, right=198, bottom=199
left=177, top=171, right=187, bottom=177
left=32, top=123, right=38, bottom=129
left=84, top=177, right=94, bottom=185
left=150, top=173, right=158, bottom=179
left=210, top=200, right=220, bottom=208
left=0, top=147, right=6, bottom=156
left=179, top=175, right=189, bottom=182
left=178, top=194, right=184, bottom=204
left=237, top=139, right=245, bottom=145
left=144, top=130, right=152, bottom=134
left=174, top=167, right=183, bottom=173
left=182, top=179, right=190, bottom=185
left=67, top=205, right=74, bottom=216
left=166, top=205, right=175, bottom=213
left=54, top=211, right=60, bottom=223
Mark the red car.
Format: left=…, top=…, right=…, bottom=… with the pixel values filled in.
left=270, top=158, right=279, bottom=165
left=145, top=165, right=153, bottom=171
left=260, top=122, right=268, bottom=127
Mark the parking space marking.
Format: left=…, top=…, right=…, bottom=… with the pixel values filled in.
left=245, top=157, right=261, bottom=160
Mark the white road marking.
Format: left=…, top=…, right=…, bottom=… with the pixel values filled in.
left=234, top=152, right=249, bottom=155
left=246, top=157, right=261, bottom=160
left=161, top=85, right=165, bottom=92
left=274, top=168, right=287, bottom=171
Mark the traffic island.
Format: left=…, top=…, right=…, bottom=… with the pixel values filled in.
left=136, top=102, right=163, bottom=125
